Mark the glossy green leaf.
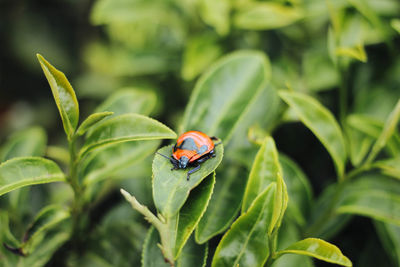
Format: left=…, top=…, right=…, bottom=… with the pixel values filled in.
left=199, top=0, right=230, bottom=36
left=80, top=113, right=176, bottom=157
left=337, top=175, right=400, bottom=226
left=181, top=51, right=270, bottom=144
left=80, top=140, right=160, bottom=186
left=366, top=99, right=400, bottom=163
left=279, top=91, right=347, bottom=178
left=94, top=88, right=157, bottom=116
left=374, top=221, right=400, bottom=265
left=181, top=33, right=222, bottom=81
left=375, top=157, right=400, bottom=180
left=195, top=164, right=247, bottom=244
left=173, top=173, right=215, bottom=258
left=76, top=112, right=114, bottom=136
left=152, top=144, right=223, bottom=217
left=37, top=54, right=79, bottom=139
left=0, top=127, right=47, bottom=162
left=176, top=235, right=208, bottom=267
left=212, top=184, right=276, bottom=267
left=279, top=154, right=313, bottom=227
left=0, top=157, right=65, bottom=196
left=234, top=2, right=303, bottom=30
left=275, top=238, right=352, bottom=266
left=242, top=137, right=281, bottom=212
left=21, top=205, right=70, bottom=254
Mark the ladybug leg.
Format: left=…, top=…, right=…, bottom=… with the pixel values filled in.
left=187, top=164, right=201, bottom=181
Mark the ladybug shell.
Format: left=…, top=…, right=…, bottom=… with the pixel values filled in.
left=172, top=131, right=215, bottom=163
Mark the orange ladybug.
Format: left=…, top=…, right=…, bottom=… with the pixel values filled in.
left=157, top=131, right=220, bottom=180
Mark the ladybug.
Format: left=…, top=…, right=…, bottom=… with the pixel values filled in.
left=157, top=131, right=220, bottom=180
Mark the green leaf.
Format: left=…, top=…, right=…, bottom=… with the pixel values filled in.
left=211, top=184, right=276, bottom=267
left=76, top=112, right=114, bottom=136
left=375, top=157, right=400, bottom=180
left=374, top=221, right=400, bottom=265
left=20, top=205, right=70, bottom=254
left=336, top=45, right=367, bottom=62
left=0, top=157, right=65, bottom=196
left=275, top=238, right=352, bottom=266
left=181, top=51, right=270, bottom=144
left=345, top=118, right=374, bottom=166
left=94, top=88, right=157, bottom=116
left=37, top=54, right=79, bottom=139
left=195, top=165, right=248, bottom=244
left=181, top=33, right=222, bottom=81
left=337, top=174, right=400, bottom=226
left=80, top=140, right=160, bottom=186
left=0, top=127, right=47, bottom=162
left=392, top=19, right=400, bottom=34
left=176, top=235, right=208, bottom=267
left=152, top=144, right=223, bottom=217
left=279, top=91, right=347, bottom=178
left=366, top=99, right=400, bottom=163
left=173, top=173, right=215, bottom=258
left=80, top=113, right=176, bottom=157
left=142, top=227, right=170, bottom=267
left=199, top=0, right=230, bottom=36
left=279, top=154, right=313, bottom=227
left=234, top=2, right=303, bottom=30
left=242, top=137, right=281, bottom=212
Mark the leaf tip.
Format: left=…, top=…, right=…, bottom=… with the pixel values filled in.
left=120, top=188, right=132, bottom=202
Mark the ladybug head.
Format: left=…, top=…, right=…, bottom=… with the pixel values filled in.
left=178, top=156, right=189, bottom=169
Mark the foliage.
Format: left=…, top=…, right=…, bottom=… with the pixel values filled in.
left=1, top=0, right=400, bottom=266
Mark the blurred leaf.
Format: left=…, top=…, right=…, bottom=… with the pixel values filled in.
left=211, top=184, right=276, bottom=267
left=275, top=238, right=352, bottom=266
left=337, top=174, right=400, bottom=226
left=152, top=144, right=223, bottom=217
left=242, top=137, right=281, bottom=212
left=234, top=2, right=303, bottom=30
left=176, top=235, right=207, bottom=267
left=336, top=44, right=367, bottom=62
left=374, top=221, right=400, bottom=266
left=279, top=91, right=347, bottom=178
left=392, top=19, right=400, bottom=34
left=80, top=113, right=176, bottom=157
left=181, top=51, right=270, bottom=144
left=94, top=88, right=157, bottom=116
left=0, top=157, right=65, bottom=196
left=0, top=127, right=47, bottom=162
left=181, top=33, right=222, bottom=81
left=80, top=140, right=160, bottom=186
left=76, top=112, right=114, bottom=136
left=345, top=117, right=374, bottom=166
left=20, top=205, right=70, bottom=255
left=199, top=0, right=230, bottom=36
left=173, top=173, right=215, bottom=258
left=375, top=157, right=400, bottom=180
left=195, top=164, right=248, bottom=244
left=279, top=154, right=313, bottom=227
left=366, top=99, right=400, bottom=163
left=37, top=54, right=79, bottom=139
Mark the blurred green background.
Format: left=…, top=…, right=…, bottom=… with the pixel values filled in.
left=1, top=0, right=400, bottom=266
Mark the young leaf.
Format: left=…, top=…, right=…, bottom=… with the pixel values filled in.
left=366, top=99, right=400, bottom=164
left=20, top=205, right=70, bottom=254
left=80, top=113, right=176, bottom=157
left=234, top=2, right=303, bottom=30
left=80, top=140, right=160, bottom=186
left=195, top=165, right=248, bottom=244
left=37, top=54, right=79, bottom=139
left=181, top=51, right=270, bottom=144
left=211, top=184, right=276, bottom=267
left=199, top=0, right=230, bottom=36
left=0, top=157, right=65, bottom=196
left=173, top=173, right=215, bottom=258
left=0, top=127, right=47, bottom=162
left=275, top=238, right=352, bottom=267
left=279, top=91, right=347, bottom=178
left=152, top=144, right=223, bottom=217
left=94, top=88, right=157, bottom=116
left=242, top=137, right=281, bottom=212
left=76, top=111, right=114, bottom=136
